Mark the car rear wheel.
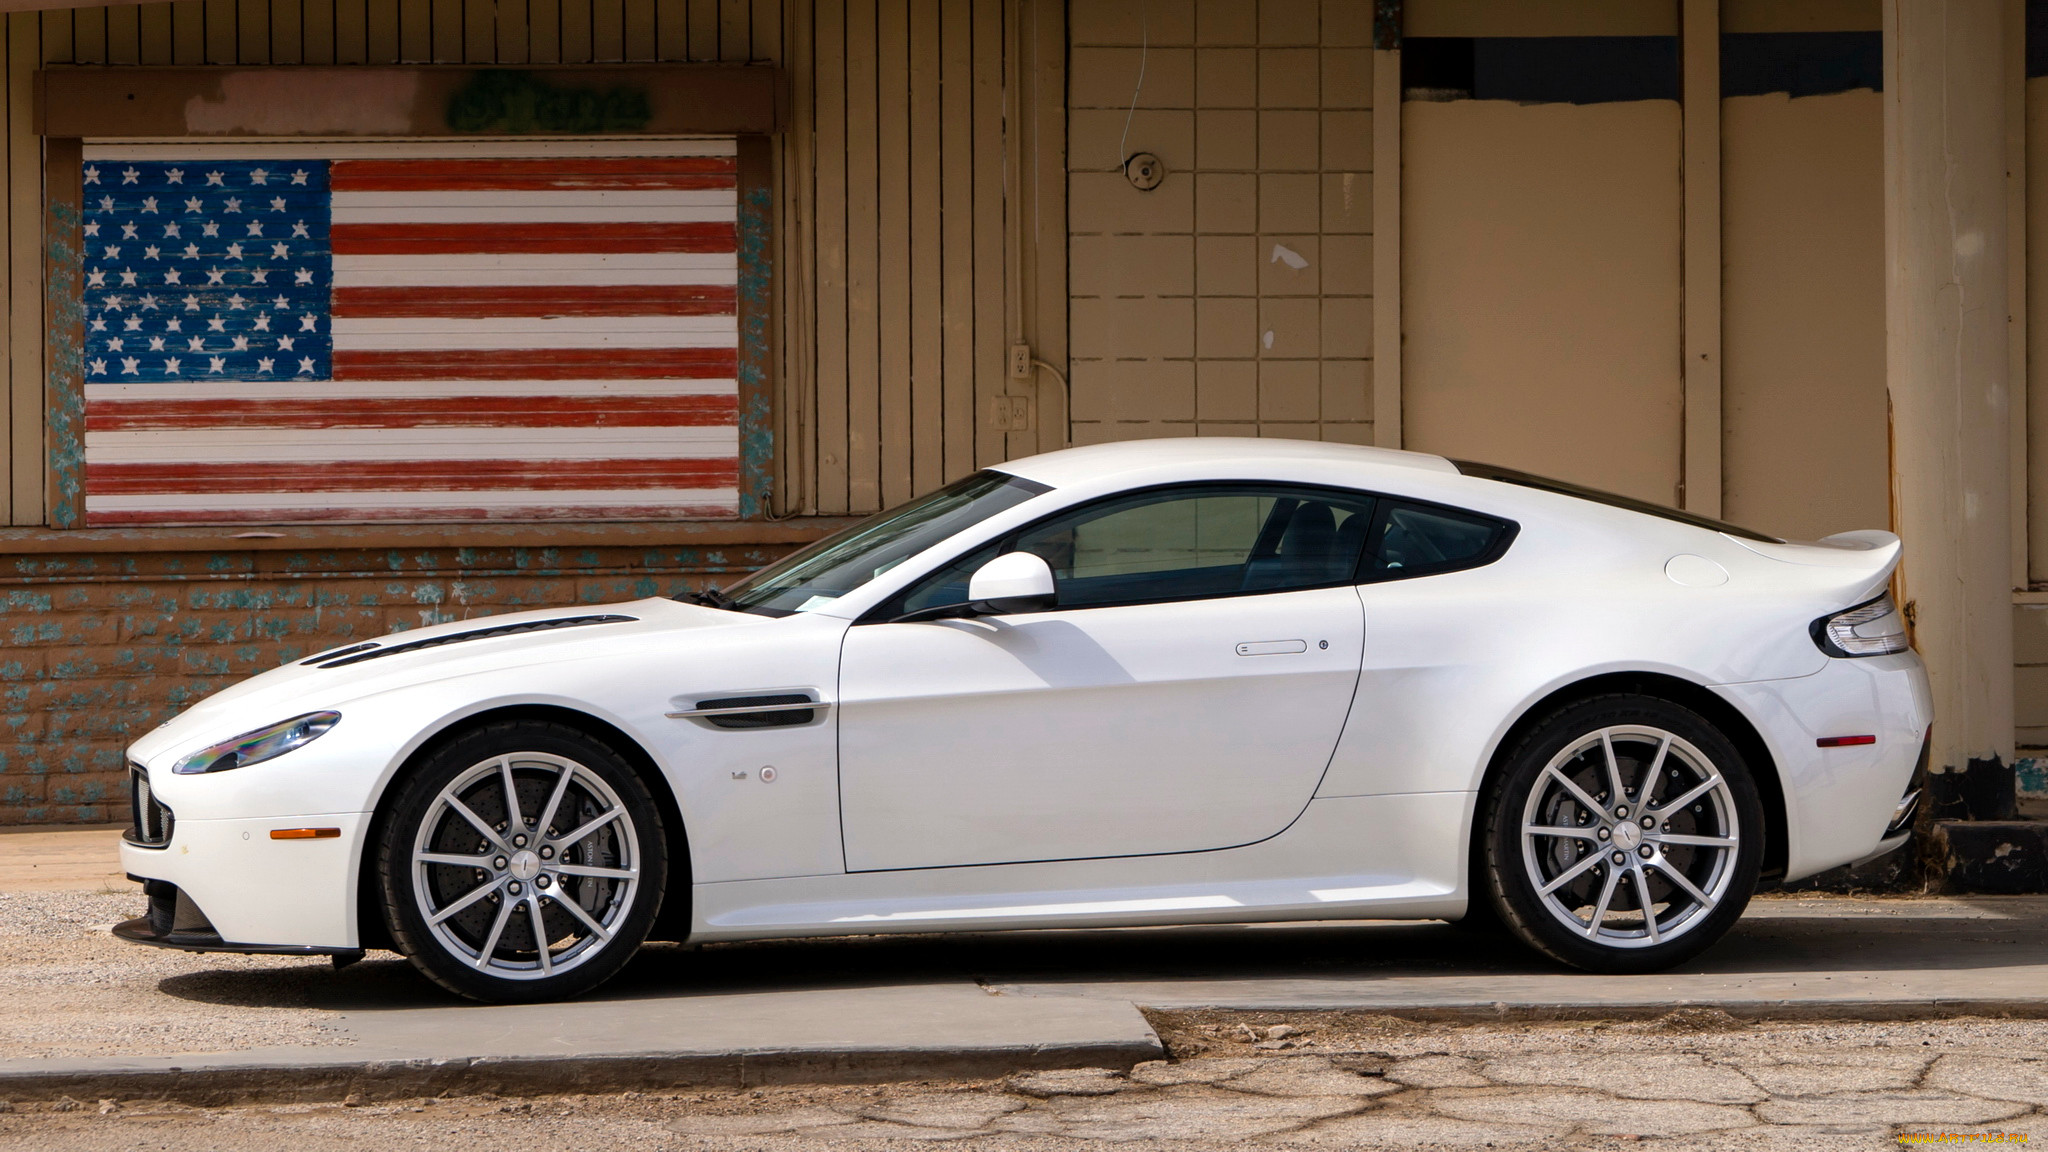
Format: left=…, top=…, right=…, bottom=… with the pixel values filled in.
left=378, top=720, right=666, bottom=1002
left=1480, top=694, right=1763, bottom=973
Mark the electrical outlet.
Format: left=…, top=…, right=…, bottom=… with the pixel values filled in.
left=1008, top=342, right=1034, bottom=380
left=988, top=395, right=1033, bottom=431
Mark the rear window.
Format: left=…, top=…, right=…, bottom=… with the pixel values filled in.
left=1364, top=501, right=1510, bottom=579
left=1452, top=460, right=1782, bottom=544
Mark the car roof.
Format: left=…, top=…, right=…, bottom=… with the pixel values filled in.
left=991, top=437, right=1460, bottom=489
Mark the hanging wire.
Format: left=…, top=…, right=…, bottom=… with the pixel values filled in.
left=1116, top=0, right=1149, bottom=170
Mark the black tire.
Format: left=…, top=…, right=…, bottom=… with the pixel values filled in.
left=378, top=720, right=667, bottom=1002
left=1479, top=694, right=1764, bottom=974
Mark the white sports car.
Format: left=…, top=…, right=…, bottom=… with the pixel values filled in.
left=117, top=439, right=1930, bottom=1002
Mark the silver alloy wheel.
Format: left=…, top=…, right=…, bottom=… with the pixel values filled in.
left=410, top=751, right=640, bottom=980
left=1519, top=725, right=1739, bottom=949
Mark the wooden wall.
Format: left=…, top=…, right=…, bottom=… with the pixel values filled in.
left=789, top=0, right=1065, bottom=516
left=0, top=0, right=1070, bottom=523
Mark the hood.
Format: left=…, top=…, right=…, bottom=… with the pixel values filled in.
left=131, top=597, right=758, bottom=764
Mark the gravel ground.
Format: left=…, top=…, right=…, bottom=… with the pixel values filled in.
left=0, top=891, right=348, bottom=1060
left=9, top=1012, right=2048, bottom=1149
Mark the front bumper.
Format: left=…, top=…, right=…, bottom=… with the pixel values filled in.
left=118, top=808, right=368, bottom=950
left=112, top=877, right=361, bottom=958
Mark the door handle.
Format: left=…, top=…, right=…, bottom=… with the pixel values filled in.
left=1236, top=640, right=1308, bottom=656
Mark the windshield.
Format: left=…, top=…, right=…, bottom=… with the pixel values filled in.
left=717, top=470, right=1052, bottom=616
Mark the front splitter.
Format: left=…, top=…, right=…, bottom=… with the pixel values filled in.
left=112, top=915, right=365, bottom=964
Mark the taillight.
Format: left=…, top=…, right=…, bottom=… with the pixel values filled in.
left=1810, top=593, right=1909, bottom=658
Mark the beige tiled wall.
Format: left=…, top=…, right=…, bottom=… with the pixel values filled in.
left=2017, top=604, right=2048, bottom=748
left=1067, top=0, right=1373, bottom=446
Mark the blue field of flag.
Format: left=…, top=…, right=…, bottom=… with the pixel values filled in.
left=81, top=160, right=333, bottom=384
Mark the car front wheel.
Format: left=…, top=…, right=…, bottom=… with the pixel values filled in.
left=1480, top=694, right=1763, bottom=973
left=378, top=720, right=667, bottom=1002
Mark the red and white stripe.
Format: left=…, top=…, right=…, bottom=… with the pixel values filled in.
left=81, top=141, right=741, bottom=526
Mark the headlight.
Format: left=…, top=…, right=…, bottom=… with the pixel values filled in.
left=173, top=711, right=341, bottom=775
left=1811, top=593, right=1910, bottom=658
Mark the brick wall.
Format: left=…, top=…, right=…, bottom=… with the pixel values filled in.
left=0, top=538, right=813, bottom=825
left=1067, top=0, right=1376, bottom=445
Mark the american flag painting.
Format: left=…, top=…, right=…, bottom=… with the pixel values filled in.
left=78, top=142, right=742, bottom=526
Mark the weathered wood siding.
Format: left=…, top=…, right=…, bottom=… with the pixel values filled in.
left=791, top=0, right=1065, bottom=515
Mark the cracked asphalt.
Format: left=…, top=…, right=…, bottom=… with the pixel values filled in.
left=11, top=1011, right=2048, bottom=1148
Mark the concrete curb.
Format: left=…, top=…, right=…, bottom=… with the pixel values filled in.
left=0, top=1038, right=1168, bottom=1107
left=1133, top=999, right=2048, bottom=1024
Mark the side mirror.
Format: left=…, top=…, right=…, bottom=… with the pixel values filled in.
left=967, top=551, right=1057, bottom=614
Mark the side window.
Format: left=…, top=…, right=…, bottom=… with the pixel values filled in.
left=876, top=485, right=1377, bottom=618
left=1363, top=501, right=1512, bottom=581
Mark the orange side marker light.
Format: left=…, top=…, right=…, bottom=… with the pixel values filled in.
left=270, top=827, right=341, bottom=840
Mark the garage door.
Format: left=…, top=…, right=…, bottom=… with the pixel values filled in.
left=76, top=139, right=742, bottom=526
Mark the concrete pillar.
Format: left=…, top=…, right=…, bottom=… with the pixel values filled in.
left=1884, top=0, right=2016, bottom=819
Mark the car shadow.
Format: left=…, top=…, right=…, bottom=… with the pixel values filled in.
left=153, top=903, right=2048, bottom=1011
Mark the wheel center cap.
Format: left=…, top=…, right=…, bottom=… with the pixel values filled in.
left=508, top=849, right=541, bottom=880
left=1611, top=822, right=1643, bottom=852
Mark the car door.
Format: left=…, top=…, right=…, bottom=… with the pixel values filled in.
left=835, top=483, right=1374, bottom=872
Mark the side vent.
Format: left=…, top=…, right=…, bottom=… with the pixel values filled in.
left=668, top=693, right=825, bottom=729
